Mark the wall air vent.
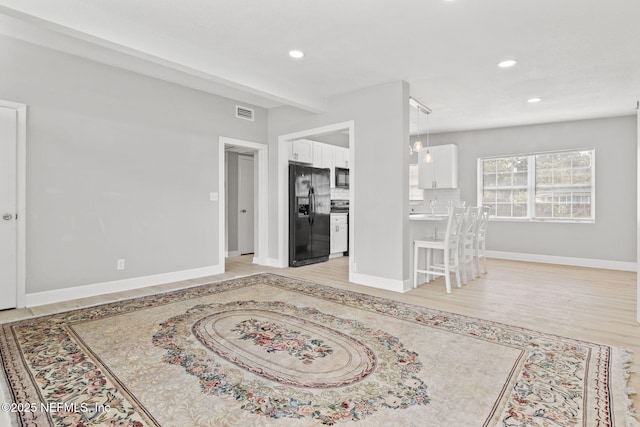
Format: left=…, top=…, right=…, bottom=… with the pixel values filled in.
left=236, top=105, right=255, bottom=121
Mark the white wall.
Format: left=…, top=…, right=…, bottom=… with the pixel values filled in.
left=309, top=132, right=350, bottom=148
left=429, top=115, right=637, bottom=265
left=0, top=35, right=267, bottom=294
left=268, top=81, right=411, bottom=289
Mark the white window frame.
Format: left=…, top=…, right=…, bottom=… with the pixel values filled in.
left=477, top=148, right=595, bottom=223
left=409, top=164, right=424, bottom=201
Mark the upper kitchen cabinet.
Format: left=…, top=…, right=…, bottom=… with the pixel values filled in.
left=312, top=141, right=336, bottom=187
left=312, top=141, right=334, bottom=169
left=418, top=144, right=458, bottom=189
left=289, top=139, right=314, bottom=164
left=311, top=141, right=350, bottom=188
left=334, top=146, right=349, bottom=169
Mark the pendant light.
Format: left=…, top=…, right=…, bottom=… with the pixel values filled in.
left=409, top=97, right=432, bottom=156
left=424, top=110, right=433, bottom=163
left=412, top=105, right=423, bottom=153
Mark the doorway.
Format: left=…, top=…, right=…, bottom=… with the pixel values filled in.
left=0, top=100, right=26, bottom=310
left=218, top=137, right=268, bottom=270
left=277, top=121, right=355, bottom=281
left=225, top=151, right=255, bottom=256
left=238, top=155, right=255, bottom=255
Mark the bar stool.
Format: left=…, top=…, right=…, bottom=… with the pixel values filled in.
left=474, top=206, right=491, bottom=275
left=413, top=207, right=465, bottom=293
left=459, top=207, right=479, bottom=283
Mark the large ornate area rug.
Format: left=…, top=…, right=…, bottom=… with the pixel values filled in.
left=0, top=273, right=636, bottom=426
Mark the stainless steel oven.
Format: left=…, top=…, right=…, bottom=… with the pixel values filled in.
left=335, top=167, right=349, bottom=189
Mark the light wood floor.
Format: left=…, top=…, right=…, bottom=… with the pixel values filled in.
left=1, top=256, right=638, bottom=409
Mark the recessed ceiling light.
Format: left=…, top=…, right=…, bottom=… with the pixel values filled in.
left=497, top=59, right=517, bottom=68
left=289, top=50, right=305, bottom=59
left=527, top=97, right=542, bottom=103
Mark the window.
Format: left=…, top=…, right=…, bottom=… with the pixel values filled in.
left=409, top=164, right=424, bottom=201
left=478, top=149, right=594, bottom=222
left=481, top=156, right=528, bottom=218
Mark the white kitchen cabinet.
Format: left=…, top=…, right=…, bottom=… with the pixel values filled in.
left=330, top=213, right=348, bottom=255
left=312, top=141, right=336, bottom=186
left=289, top=139, right=313, bottom=164
left=418, top=144, right=458, bottom=189
left=409, top=164, right=424, bottom=201
left=312, top=141, right=334, bottom=169
left=311, top=141, right=350, bottom=188
left=334, top=146, right=349, bottom=168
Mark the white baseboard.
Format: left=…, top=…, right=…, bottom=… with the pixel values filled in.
left=225, top=251, right=241, bottom=257
left=263, top=257, right=285, bottom=268
left=486, top=250, right=637, bottom=272
left=25, top=264, right=224, bottom=308
left=350, top=272, right=411, bottom=293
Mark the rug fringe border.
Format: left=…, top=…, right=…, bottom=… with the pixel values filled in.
left=0, top=335, right=20, bottom=427
left=620, top=348, right=640, bottom=426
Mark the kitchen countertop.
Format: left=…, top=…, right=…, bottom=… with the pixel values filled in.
left=409, top=213, right=448, bottom=220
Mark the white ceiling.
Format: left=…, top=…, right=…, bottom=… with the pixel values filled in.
left=1, top=0, right=639, bottom=133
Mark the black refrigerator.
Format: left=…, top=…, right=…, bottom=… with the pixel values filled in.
left=289, top=164, right=331, bottom=267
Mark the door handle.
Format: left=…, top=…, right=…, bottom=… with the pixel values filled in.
left=310, top=187, right=316, bottom=225
left=2, top=213, right=13, bottom=221
left=241, top=209, right=247, bottom=213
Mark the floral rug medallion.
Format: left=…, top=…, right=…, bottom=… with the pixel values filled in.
left=152, top=301, right=428, bottom=422
left=188, top=306, right=379, bottom=387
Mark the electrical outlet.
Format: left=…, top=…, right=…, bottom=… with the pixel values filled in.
left=116, top=259, right=126, bottom=270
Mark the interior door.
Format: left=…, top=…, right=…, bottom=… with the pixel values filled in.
left=0, top=106, right=17, bottom=310
left=238, top=155, right=255, bottom=255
